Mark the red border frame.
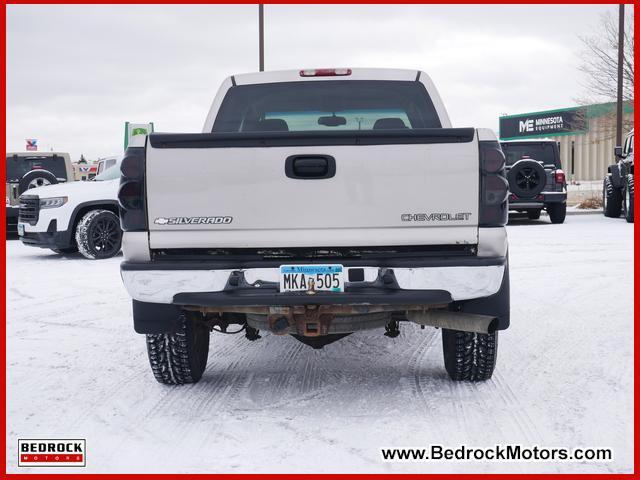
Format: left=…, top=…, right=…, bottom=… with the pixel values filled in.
left=2, top=1, right=637, bottom=476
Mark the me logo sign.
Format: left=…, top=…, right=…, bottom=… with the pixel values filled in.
left=518, top=119, right=535, bottom=133
left=518, top=116, right=564, bottom=133
left=18, top=439, right=86, bottom=467
left=500, top=107, right=587, bottom=140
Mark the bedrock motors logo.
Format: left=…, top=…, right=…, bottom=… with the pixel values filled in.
left=18, top=439, right=86, bottom=467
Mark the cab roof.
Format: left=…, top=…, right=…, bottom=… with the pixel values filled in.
left=500, top=138, right=557, bottom=144
left=7, top=152, right=70, bottom=156
left=231, top=68, right=421, bottom=85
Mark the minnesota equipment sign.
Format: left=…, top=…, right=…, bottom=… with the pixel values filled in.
left=499, top=107, right=588, bottom=140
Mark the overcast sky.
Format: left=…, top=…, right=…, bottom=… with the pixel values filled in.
left=7, top=4, right=625, bottom=159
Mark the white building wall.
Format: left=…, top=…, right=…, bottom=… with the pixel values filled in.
left=554, top=112, right=633, bottom=182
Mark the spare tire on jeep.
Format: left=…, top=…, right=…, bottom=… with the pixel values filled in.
left=18, top=169, right=58, bottom=194
left=507, top=159, right=547, bottom=198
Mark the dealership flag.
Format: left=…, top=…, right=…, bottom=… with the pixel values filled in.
left=25, top=139, right=37, bottom=151
left=124, top=122, right=154, bottom=149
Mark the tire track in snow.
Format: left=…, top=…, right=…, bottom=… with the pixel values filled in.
left=409, top=331, right=439, bottom=405
left=147, top=337, right=252, bottom=418
left=273, top=340, right=306, bottom=394
left=490, top=371, right=542, bottom=444
left=242, top=337, right=307, bottom=406
left=136, top=336, right=335, bottom=462
left=240, top=338, right=340, bottom=411
left=119, top=348, right=255, bottom=460
left=448, top=381, right=491, bottom=443
left=406, top=328, right=452, bottom=442
left=447, top=372, right=539, bottom=446
left=68, top=354, right=155, bottom=430
left=138, top=336, right=311, bottom=448
left=446, top=379, right=471, bottom=438
left=8, top=286, right=35, bottom=300
left=95, top=336, right=250, bottom=453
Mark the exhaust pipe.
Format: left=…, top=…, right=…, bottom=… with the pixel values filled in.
left=407, top=310, right=497, bottom=334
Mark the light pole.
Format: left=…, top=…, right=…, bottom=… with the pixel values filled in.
left=615, top=4, right=625, bottom=146
left=259, top=5, right=264, bottom=72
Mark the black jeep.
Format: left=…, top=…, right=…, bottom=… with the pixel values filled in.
left=500, top=140, right=567, bottom=224
left=603, top=129, right=634, bottom=223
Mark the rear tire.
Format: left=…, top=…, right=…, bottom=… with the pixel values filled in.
left=146, top=311, right=210, bottom=385
left=624, top=174, right=634, bottom=223
left=603, top=176, right=622, bottom=218
left=527, top=209, right=541, bottom=220
left=442, top=329, right=498, bottom=381
left=547, top=203, right=566, bottom=224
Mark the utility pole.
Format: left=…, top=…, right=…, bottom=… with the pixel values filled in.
left=615, top=4, right=625, bottom=146
left=259, top=4, right=264, bottom=72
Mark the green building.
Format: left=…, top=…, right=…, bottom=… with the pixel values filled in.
left=499, top=102, right=634, bottom=181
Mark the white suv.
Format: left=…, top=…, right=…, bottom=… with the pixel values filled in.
left=18, top=156, right=123, bottom=259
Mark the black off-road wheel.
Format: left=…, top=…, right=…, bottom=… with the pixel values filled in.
left=442, top=329, right=498, bottom=381
left=146, top=312, right=210, bottom=385
left=603, top=176, right=622, bottom=218
left=527, top=209, right=541, bottom=220
left=547, top=203, right=566, bottom=224
left=75, top=209, right=122, bottom=259
left=623, top=174, right=634, bottom=223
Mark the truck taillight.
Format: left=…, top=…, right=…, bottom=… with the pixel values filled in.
left=119, top=181, right=143, bottom=210
left=479, top=141, right=508, bottom=227
left=118, top=146, right=147, bottom=231
left=554, top=169, right=566, bottom=185
left=480, top=146, right=505, bottom=174
left=299, top=68, right=352, bottom=77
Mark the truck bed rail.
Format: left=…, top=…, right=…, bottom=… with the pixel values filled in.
left=148, top=128, right=476, bottom=149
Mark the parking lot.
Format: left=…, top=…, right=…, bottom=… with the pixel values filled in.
left=6, top=213, right=633, bottom=474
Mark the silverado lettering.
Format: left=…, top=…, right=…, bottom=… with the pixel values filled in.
left=154, top=216, right=232, bottom=225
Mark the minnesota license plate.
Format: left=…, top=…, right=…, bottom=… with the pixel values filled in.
left=279, top=264, right=344, bottom=293
left=17, top=223, right=25, bottom=236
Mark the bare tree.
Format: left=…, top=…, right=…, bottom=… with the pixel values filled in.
left=578, top=9, right=634, bottom=103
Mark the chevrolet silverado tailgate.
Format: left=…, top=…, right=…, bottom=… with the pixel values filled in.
left=145, top=130, right=479, bottom=249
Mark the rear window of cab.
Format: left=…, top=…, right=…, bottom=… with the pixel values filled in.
left=213, top=80, right=442, bottom=133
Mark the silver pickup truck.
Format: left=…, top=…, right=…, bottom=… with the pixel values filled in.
left=118, top=68, right=510, bottom=385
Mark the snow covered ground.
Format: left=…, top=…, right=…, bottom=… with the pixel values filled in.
left=6, top=214, right=633, bottom=473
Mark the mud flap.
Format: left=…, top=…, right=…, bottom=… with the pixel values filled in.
left=132, top=299, right=182, bottom=334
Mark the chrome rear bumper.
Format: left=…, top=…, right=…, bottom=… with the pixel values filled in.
left=121, top=262, right=505, bottom=305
